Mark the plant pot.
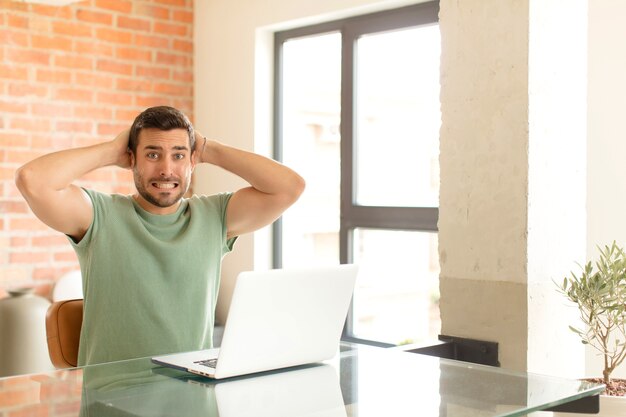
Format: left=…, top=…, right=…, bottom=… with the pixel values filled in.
left=553, top=394, right=626, bottom=417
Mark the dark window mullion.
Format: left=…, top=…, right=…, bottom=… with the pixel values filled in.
left=343, top=206, right=439, bottom=232
left=340, top=23, right=357, bottom=338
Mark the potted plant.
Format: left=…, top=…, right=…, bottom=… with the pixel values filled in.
left=556, top=241, right=626, bottom=416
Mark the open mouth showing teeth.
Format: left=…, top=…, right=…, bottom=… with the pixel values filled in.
left=152, top=182, right=178, bottom=189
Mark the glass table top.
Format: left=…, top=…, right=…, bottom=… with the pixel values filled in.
left=0, top=343, right=604, bottom=417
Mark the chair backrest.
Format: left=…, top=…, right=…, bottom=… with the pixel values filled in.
left=45, top=299, right=83, bottom=368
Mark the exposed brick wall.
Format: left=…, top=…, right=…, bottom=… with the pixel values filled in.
left=0, top=0, right=194, bottom=299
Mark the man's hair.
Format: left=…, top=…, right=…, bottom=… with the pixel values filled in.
left=128, top=106, right=195, bottom=153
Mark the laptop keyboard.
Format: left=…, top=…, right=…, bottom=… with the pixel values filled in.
left=194, top=358, right=218, bottom=369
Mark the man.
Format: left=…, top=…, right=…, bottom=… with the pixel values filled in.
left=15, top=106, right=305, bottom=366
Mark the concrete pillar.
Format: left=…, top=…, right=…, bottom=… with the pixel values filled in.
left=438, top=0, right=586, bottom=376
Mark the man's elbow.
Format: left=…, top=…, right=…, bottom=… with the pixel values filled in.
left=289, top=174, right=306, bottom=204
left=14, top=164, right=36, bottom=198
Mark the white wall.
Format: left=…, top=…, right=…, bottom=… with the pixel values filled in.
left=586, top=0, right=626, bottom=378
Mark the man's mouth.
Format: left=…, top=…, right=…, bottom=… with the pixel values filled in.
left=152, top=182, right=178, bottom=190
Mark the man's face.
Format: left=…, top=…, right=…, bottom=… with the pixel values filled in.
left=131, top=128, right=195, bottom=214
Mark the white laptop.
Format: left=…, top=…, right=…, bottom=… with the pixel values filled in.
left=152, top=264, right=358, bottom=379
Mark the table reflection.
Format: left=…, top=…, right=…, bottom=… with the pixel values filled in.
left=79, top=359, right=345, bottom=417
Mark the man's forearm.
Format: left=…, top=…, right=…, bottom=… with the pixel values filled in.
left=17, top=142, right=120, bottom=192
left=199, top=138, right=303, bottom=198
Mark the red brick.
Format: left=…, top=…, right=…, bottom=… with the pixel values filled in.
left=4, top=150, right=43, bottom=165
left=154, top=0, right=186, bottom=7
left=134, top=34, right=169, bottom=49
left=55, top=121, right=93, bottom=134
left=74, top=105, right=113, bottom=120
left=96, top=59, right=133, bottom=75
left=135, top=95, right=168, bottom=108
left=0, top=166, right=19, bottom=180
left=11, top=251, right=50, bottom=263
left=115, top=109, right=141, bottom=122
left=29, top=15, right=52, bottom=32
left=76, top=9, right=113, bottom=25
left=98, top=123, right=129, bottom=136
left=54, top=251, right=77, bottom=262
left=136, top=65, right=171, bottom=80
left=75, top=40, right=114, bottom=57
left=10, top=117, right=51, bottom=132
left=11, top=236, right=30, bottom=247
left=0, top=100, right=28, bottom=113
left=7, top=14, right=28, bottom=29
left=96, top=27, right=133, bottom=44
left=172, top=10, right=193, bottom=24
left=74, top=72, right=114, bottom=89
left=7, top=218, right=47, bottom=234
left=173, top=39, right=193, bottom=53
left=31, top=35, right=73, bottom=51
left=8, top=83, right=48, bottom=98
left=32, top=235, right=68, bottom=246
left=0, top=66, right=28, bottom=80
left=6, top=48, right=51, bottom=65
left=154, top=22, right=188, bottom=37
left=53, top=54, right=93, bottom=70
left=0, top=132, right=29, bottom=148
left=116, top=47, right=152, bottom=62
left=134, top=4, right=170, bottom=20
left=173, top=100, right=192, bottom=115
left=117, top=16, right=151, bottom=32
left=53, top=21, right=93, bottom=38
left=172, top=70, right=193, bottom=83
left=32, top=4, right=73, bottom=19
left=31, top=134, right=72, bottom=150
left=95, top=0, right=132, bottom=13
left=54, top=88, right=94, bottom=102
left=31, top=103, right=73, bottom=118
left=96, top=91, right=135, bottom=106
left=0, top=29, right=29, bottom=47
left=36, top=69, right=72, bottom=84
left=153, top=82, right=190, bottom=96
left=33, top=267, right=65, bottom=281
left=116, top=78, right=151, bottom=92
left=156, top=51, right=190, bottom=66
left=0, top=200, right=28, bottom=213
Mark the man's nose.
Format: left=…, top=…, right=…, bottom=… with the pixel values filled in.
left=158, top=158, right=173, bottom=177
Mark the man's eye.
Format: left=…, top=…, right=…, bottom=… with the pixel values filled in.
left=147, top=152, right=159, bottom=159
left=174, top=154, right=185, bottom=160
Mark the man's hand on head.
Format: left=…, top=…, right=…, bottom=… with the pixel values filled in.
left=112, top=128, right=132, bottom=170
left=193, top=130, right=208, bottom=165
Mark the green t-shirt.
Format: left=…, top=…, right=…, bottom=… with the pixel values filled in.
left=70, top=189, right=236, bottom=366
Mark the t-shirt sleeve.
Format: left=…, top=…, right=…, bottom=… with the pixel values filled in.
left=67, top=188, right=104, bottom=252
left=218, top=192, right=238, bottom=253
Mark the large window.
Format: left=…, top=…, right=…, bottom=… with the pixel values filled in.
left=274, top=2, right=440, bottom=346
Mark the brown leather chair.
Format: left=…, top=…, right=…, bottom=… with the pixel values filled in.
left=45, top=299, right=83, bottom=368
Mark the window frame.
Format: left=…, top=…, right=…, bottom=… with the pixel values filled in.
left=273, top=1, right=440, bottom=346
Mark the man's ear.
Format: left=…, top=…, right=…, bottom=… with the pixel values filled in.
left=191, top=150, right=198, bottom=169
left=129, top=150, right=136, bottom=169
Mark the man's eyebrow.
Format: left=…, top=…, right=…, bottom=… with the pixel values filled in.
left=143, top=145, right=189, bottom=151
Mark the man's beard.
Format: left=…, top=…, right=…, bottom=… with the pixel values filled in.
left=133, top=170, right=189, bottom=209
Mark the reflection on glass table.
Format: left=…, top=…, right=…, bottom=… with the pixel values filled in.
left=0, top=343, right=604, bottom=417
